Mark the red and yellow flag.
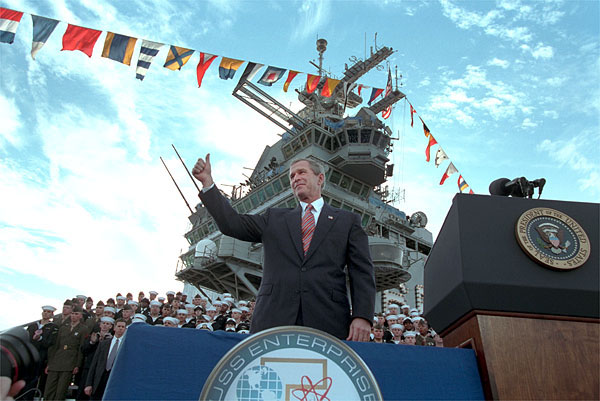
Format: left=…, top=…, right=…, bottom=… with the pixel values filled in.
left=321, top=78, right=341, bottom=97
left=306, top=74, right=320, bottom=93
left=283, top=70, right=299, bottom=92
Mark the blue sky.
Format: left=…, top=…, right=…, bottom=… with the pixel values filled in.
left=1, top=0, right=598, bottom=329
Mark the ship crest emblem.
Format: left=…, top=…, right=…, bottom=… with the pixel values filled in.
left=515, top=207, right=590, bottom=271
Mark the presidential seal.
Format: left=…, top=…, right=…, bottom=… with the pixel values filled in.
left=515, top=207, right=590, bottom=270
left=199, top=326, right=382, bottom=401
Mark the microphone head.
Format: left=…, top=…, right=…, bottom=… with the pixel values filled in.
left=489, top=178, right=511, bottom=196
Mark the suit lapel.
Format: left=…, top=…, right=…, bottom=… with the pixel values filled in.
left=304, top=203, right=338, bottom=262
left=285, top=206, right=303, bottom=259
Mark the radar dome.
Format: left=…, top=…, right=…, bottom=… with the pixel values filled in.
left=195, top=239, right=217, bottom=258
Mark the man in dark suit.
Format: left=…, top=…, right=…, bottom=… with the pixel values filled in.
left=192, top=155, right=375, bottom=341
left=84, top=319, right=127, bottom=400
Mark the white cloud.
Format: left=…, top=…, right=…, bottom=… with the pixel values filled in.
left=543, top=110, right=559, bottom=119
left=0, top=94, right=22, bottom=149
left=521, top=118, right=537, bottom=128
left=531, top=43, right=554, bottom=59
left=487, top=58, right=510, bottom=69
left=292, top=0, right=332, bottom=40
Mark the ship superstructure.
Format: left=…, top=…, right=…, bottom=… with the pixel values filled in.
left=176, top=40, right=433, bottom=311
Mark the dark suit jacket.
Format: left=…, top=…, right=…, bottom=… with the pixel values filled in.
left=199, top=186, right=376, bottom=340
left=86, top=337, right=118, bottom=392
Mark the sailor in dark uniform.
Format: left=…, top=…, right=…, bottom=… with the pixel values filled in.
left=146, top=300, right=163, bottom=325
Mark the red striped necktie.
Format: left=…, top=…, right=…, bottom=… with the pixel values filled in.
left=302, top=204, right=316, bottom=255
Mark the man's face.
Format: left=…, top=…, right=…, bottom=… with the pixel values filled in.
left=151, top=305, right=160, bottom=315
left=149, top=293, right=157, bottom=300
left=225, top=323, right=236, bottom=330
left=138, top=293, right=144, bottom=302
left=207, top=310, right=216, bottom=318
left=100, top=321, right=113, bottom=332
left=114, top=322, right=126, bottom=336
left=86, top=299, right=93, bottom=309
left=77, top=298, right=85, bottom=307
left=373, top=328, right=384, bottom=340
left=62, top=305, right=73, bottom=316
left=164, top=320, right=176, bottom=327
left=172, top=299, right=180, bottom=309
left=167, top=294, right=174, bottom=302
left=95, top=306, right=104, bottom=316
left=130, top=304, right=138, bottom=312
left=404, top=321, right=414, bottom=331
left=200, top=299, right=207, bottom=307
left=391, top=327, right=403, bottom=337
left=404, top=336, right=416, bottom=345
left=177, top=313, right=186, bottom=323
left=289, top=161, right=323, bottom=203
left=193, top=298, right=201, bottom=306
left=70, top=312, right=82, bottom=324
left=418, top=323, right=429, bottom=335
left=42, top=310, right=54, bottom=320
left=126, top=294, right=133, bottom=301
left=232, top=311, right=241, bottom=321
left=122, top=309, right=133, bottom=319
left=104, top=311, right=115, bottom=318
left=376, top=316, right=384, bottom=325
left=220, top=304, right=228, bottom=313
left=388, top=318, right=397, bottom=326
left=117, top=299, right=125, bottom=307
left=162, top=306, right=171, bottom=316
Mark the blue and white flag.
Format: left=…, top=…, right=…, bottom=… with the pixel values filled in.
left=136, top=40, right=163, bottom=81
left=31, top=15, right=59, bottom=59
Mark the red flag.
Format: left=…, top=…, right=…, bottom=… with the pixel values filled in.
left=410, top=103, right=416, bottom=127
left=306, top=74, right=320, bottom=93
left=61, top=24, right=102, bottom=57
left=425, top=134, right=437, bottom=162
left=357, top=84, right=370, bottom=96
left=382, top=67, right=393, bottom=119
left=321, top=78, right=341, bottom=97
left=440, top=163, right=458, bottom=185
left=283, top=70, right=299, bottom=92
left=196, top=52, right=217, bottom=88
left=469, top=189, right=474, bottom=194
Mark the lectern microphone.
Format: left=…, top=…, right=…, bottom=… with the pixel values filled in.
left=489, top=177, right=546, bottom=199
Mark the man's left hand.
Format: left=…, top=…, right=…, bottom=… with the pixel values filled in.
left=346, top=318, right=371, bottom=342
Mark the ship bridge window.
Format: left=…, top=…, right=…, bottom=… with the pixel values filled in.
left=257, top=189, right=267, bottom=204
left=348, top=129, right=358, bottom=143
left=243, top=198, right=252, bottom=211
left=360, top=129, right=372, bottom=144
left=381, top=226, right=389, bottom=239
left=282, top=144, right=293, bottom=159
left=330, top=170, right=342, bottom=185
left=342, top=204, right=353, bottom=212
left=280, top=174, right=290, bottom=188
left=361, top=214, right=371, bottom=227
left=418, top=243, right=431, bottom=256
left=337, top=131, right=347, bottom=146
left=250, top=193, right=259, bottom=208
left=272, top=179, right=283, bottom=193
left=265, top=184, right=274, bottom=198
left=372, top=131, right=382, bottom=146
left=314, top=130, right=322, bottom=145
left=330, top=198, right=342, bottom=208
left=350, top=181, right=362, bottom=195
left=406, top=237, right=416, bottom=250
left=360, top=186, right=370, bottom=197
left=379, top=135, right=390, bottom=151
left=340, top=175, right=351, bottom=190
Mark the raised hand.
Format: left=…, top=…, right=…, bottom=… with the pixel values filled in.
left=192, top=153, right=214, bottom=188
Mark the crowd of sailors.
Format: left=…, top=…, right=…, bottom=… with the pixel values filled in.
left=19, top=290, right=442, bottom=400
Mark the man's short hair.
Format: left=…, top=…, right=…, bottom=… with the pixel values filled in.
left=115, top=318, right=127, bottom=325
left=289, top=158, right=327, bottom=189
left=373, top=324, right=384, bottom=330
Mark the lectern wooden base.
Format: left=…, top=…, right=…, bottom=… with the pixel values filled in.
left=441, top=311, right=599, bottom=400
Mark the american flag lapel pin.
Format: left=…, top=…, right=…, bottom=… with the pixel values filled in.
left=328, top=215, right=333, bottom=220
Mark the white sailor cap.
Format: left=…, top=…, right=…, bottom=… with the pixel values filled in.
left=231, top=308, right=242, bottom=314
left=238, top=330, right=250, bottom=334
left=207, top=306, right=217, bottom=311
left=166, top=291, right=175, bottom=296
left=196, top=323, right=213, bottom=331
left=404, top=331, right=417, bottom=337
left=410, top=308, right=418, bottom=312
left=104, top=307, right=116, bottom=314
left=390, top=323, right=403, bottom=330
left=389, top=304, right=400, bottom=309
left=149, top=291, right=158, bottom=295
left=76, top=295, right=87, bottom=300
left=164, top=317, right=179, bottom=325
left=116, top=296, right=126, bottom=301
left=385, top=314, right=399, bottom=321
left=238, top=300, right=248, bottom=306
left=150, top=300, right=161, bottom=307
left=134, top=313, right=146, bottom=320
left=42, top=305, right=57, bottom=312
left=398, top=314, right=407, bottom=319
left=128, top=300, right=138, bottom=305
left=224, top=297, right=235, bottom=304
left=401, top=304, right=410, bottom=309
left=177, top=309, right=187, bottom=315
left=100, top=317, right=115, bottom=324
left=239, top=306, right=250, bottom=312
left=185, top=303, right=195, bottom=309
left=226, top=318, right=236, bottom=324
left=158, top=297, right=165, bottom=301
left=410, top=311, right=419, bottom=317
left=213, top=301, right=223, bottom=306
left=403, top=317, right=413, bottom=323
left=223, top=293, right=232, bottom=298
